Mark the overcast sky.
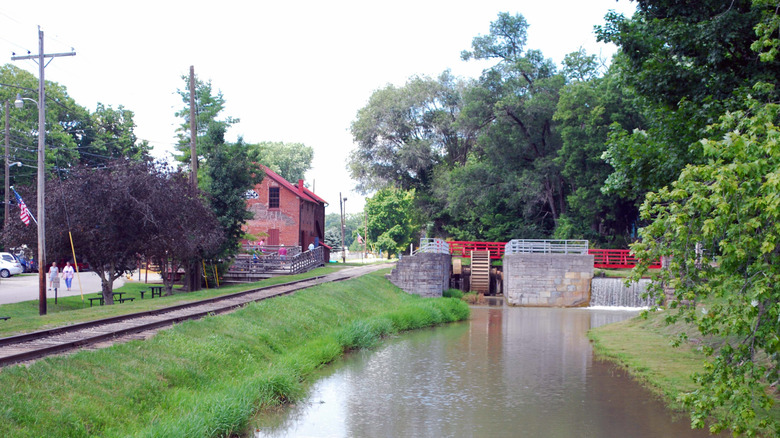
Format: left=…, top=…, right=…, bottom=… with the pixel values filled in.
left=0, top=0, right=636, bottom=215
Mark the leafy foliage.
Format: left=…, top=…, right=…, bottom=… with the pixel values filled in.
left=365, top=187, right=420, bottom=256
left=596, top=1, right=780, bottom=198
left=248, top=141, right=313, bottom=183
left=3, top=160, right=223, bottom=302
left=631, top=101, right=780, bottom=436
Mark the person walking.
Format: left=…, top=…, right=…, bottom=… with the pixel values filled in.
left=48, top=262, right=60, bottom=293
left=62, top=262, right=75, bottom=291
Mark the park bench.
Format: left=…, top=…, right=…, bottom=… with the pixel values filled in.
left=88, top=297, right=104, bottom=307
left=117, top=297, right=134, bottom=304
left=0, top=316, right=10, bottom=321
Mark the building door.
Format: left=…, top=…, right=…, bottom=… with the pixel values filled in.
left=268, top=229, right=280, bottom=246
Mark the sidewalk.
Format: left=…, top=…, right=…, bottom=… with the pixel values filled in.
left=0, top=270, right=163, bottom=305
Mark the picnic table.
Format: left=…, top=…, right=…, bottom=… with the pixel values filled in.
left=149, top=286, right=164, bottom=298
left=88, top=292, right=135, bottom=307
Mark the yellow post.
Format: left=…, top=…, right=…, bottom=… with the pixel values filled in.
left=202, top=259, right=209, bottom=289
left=68, top=231, right=84, bottom=300
left=213, top=264, right=219, bottom=288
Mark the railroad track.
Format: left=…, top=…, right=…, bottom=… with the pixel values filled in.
left=0, top=264, right=391, bottom=368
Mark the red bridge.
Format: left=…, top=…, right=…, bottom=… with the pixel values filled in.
left=446, top=241, right=661, bottom=269
left=587, top=249, right=661, bottom=269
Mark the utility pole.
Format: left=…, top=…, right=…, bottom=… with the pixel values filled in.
left=189, top=65, right=197, bottom=189
left=187, top=66, right=201, bottom=291
left=4, top=100, right=9, bottom=227
left=364, top=209, right=368, bottom=258
left=12, top=27, right=75, bottom=315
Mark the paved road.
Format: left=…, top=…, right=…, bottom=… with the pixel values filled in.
left=0, top=271, right=157, bottom=305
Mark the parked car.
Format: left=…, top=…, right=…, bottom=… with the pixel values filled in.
left=0, top=252, right=24, bottom=278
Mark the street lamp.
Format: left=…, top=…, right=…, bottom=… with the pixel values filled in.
left=14, top=92, right=47, bottom=316
left=340, top=194, right=347, bottom=263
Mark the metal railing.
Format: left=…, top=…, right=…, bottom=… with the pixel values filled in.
left=448, top=241, right=506, bottom=259
left=504, top=239, right=589, bottom=255
left=226, top=246, right=324, bottom=278
left=413, top=238, right=450, bottom=255
left=589, top=249, right=662, bottom=269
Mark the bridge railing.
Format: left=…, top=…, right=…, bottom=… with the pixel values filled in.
left=505, top=239, right=589, bottom=255
left=413, top=238, right=450, bottom=255
left=588, top=249, right=662, bottom=269
left=448, top=241, right=506, bottom=259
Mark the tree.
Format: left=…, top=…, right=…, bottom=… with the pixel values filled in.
left=174, top=73, right=238, bottom=164
left=596, top=1, right=780, bottom=198
left=174, top=74, right=255, bottom=290
left=0, top=64, right=88, bottom=187
left=79, top=103, right=151, bottom=165
left=348, top=71, right=478, bottom=193
left=201, top=130, right=262, bottom=259
left=2, top=160, right=223, bottom=303
left=365, top=188, right=420, bottom=256
left=447, top=12, right=566, bottom=237
left=324, top=212, right=362, bottom=249
left=552, top=58, right=642, bottom=246
left=631, top=101, right=780, bottom=436
left=248, top=141, right=313, bottom=183
left=142, top=165, right=224, bottom=295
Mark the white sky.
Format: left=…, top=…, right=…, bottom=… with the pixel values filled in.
left=0, top=0, right=636, bottom=215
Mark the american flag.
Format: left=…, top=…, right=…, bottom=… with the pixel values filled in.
left=12, top=189, right=30, bottom=226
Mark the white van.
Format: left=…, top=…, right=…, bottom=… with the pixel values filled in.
left=0, top=252, right=24, bottom=278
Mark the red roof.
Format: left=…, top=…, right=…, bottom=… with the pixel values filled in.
left=259, top=165, right=326, bottom=205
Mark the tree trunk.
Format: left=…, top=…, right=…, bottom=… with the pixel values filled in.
left=99, top=261, right=116, bottom=305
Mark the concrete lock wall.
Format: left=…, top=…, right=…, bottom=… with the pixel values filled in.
left=387, top=253, right=451, bottom=298
left=503, top=253, right=594, bottom=307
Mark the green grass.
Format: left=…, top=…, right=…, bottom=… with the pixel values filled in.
left=0, top=266, right=348, bottom=338
left=589, top=310, right=780, bottom=431
left=588, top=312, right=705, bottom=404
left=0, top=269, right=469, bottom=437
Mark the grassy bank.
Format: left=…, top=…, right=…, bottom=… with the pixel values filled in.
left=0, top=270, right=469, bottom=437
left=588, top=312, right=705, bottom=405
left=588, top=311, right=780, bottom=433
left=0, top=266, right=345, bottom=338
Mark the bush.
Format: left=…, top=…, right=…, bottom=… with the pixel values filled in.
left=443, top=289, right=464, bottom=299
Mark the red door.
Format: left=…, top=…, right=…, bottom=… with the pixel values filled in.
left=268, top=229, right=280, bottom=246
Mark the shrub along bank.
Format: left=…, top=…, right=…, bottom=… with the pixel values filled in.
left=0, top=270, right=469, bottom=437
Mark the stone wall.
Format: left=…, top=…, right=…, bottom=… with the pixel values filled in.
left=387, top=253, right=451, bottom=297
left=503, top=253, right=594, bottom=307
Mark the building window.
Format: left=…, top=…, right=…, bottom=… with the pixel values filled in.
left=269, top=187, right=280, bottom=208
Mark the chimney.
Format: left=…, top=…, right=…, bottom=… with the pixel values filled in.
left=298, top=179, right=304, bottom=191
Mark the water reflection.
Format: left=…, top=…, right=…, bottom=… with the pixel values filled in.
left=254, top=307, right=718, bottom=438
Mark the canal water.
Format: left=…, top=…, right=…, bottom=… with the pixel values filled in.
left=254, top=306, right=718, bottom=437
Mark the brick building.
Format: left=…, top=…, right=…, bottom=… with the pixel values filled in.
left=244, top=166, right=328, bottom=257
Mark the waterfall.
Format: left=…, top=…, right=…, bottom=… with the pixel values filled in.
left=590, top=278, right=655, bottom=308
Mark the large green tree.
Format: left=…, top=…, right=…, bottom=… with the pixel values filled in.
left=552, top=57, right=642, bottom=246
left=365, top=187, right=421, bottom=256
left=596, top=0, right=780, bottom=198
left=441, top=12, right=566, bottom=239
left=79, top=103, right=150, bottom=166
left=248, top=141, right=313, bottom=183
left=631, top=100, right=780, bottom=436
left=349, top=70, right=477, bottom=194
left=201, top=127, right=262, bottom=259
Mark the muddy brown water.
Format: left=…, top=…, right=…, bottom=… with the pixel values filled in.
left=254, top=306, right=722, bottom=437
